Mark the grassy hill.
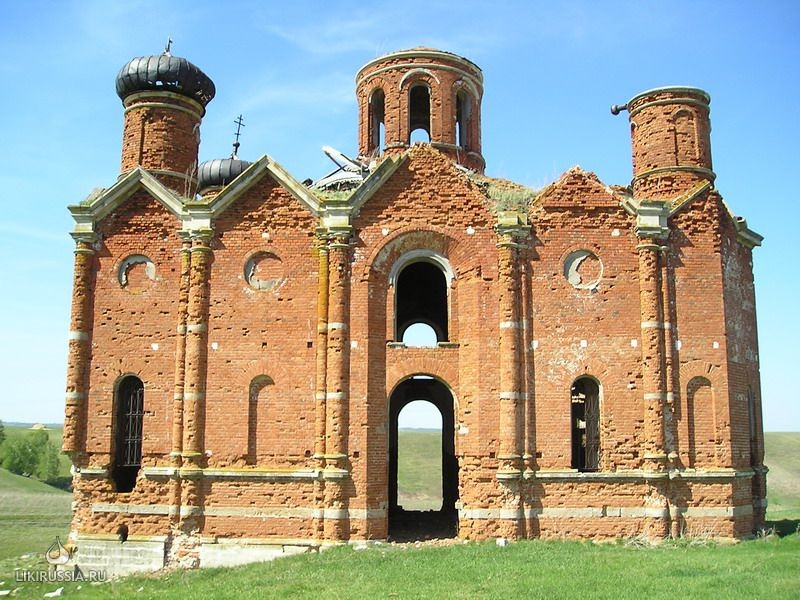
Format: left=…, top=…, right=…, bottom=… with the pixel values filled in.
left=398, top=429, right=442, bottom=510
left=0, top=468, right=71, bottom=561
left=764, top=432, right=800, bottom=520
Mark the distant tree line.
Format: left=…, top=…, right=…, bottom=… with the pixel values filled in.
left=0, top=420, right=61, bottom=482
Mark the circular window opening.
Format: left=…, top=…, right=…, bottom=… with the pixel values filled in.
left=563, top=250, right=602, bottom=290
left=245, top=252, right=284, bottom=291
left=118, top=255, right=155, bottom=292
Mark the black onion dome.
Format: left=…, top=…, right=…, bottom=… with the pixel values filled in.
left=197, top=157, right=252, bottom=191
left=116, top=54, right=215, bottom=106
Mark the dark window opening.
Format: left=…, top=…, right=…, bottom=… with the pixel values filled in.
left=369, top=88, right=385, bottom=156
left=112, top=376, right=144, bottom=493
left=571, top=377, right=600, bottom=472
left=396, top=261, right=448, bottom=343
left=456, top=90, right=472, bottom=149
left=389, top=377, right=457, bottom=541
left=408, top=85, right=431, bottom=143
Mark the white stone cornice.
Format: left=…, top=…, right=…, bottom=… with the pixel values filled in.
left=634, top=199, right=670, bottom=239
left=68, top=167, right=184, bottom=235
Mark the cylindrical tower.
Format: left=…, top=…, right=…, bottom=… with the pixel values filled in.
left=355, top=48, right=485, bottom=173
left=116, top=50, right=215, bottom=192
left=618, top=87, right=713, bottom=197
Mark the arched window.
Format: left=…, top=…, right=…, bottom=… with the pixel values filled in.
left=369, top=88, right=385, bottom=156
left=248, top=375, right=274, bottom=465
left=113, top=375, right=144, bottom=493
left=456, top=89, right=472, bottom=149
left=571, top=377, right=600, bottom=472
left=408, top=84, right=431, bottom=144
left=395, top=260, right=449, bottom=343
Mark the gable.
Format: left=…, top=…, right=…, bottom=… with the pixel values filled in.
left=353, top=144, right=496, bottom=230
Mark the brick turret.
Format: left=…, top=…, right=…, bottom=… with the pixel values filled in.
left=356, top=48, right=485, bottom=173
left=617, top=87, right=713, bottom=197
left=116, top=50, right=215, bottom=192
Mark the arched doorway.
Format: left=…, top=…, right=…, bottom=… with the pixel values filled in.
left=388, top=376, right=458, bottom=540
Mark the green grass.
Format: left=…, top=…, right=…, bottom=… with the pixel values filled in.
left=1, top=536, right=798, bottom=599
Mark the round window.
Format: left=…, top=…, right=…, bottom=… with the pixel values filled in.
left=563, top=250, right=602, bottom=290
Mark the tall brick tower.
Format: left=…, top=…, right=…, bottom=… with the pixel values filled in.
left=355, top=48, right=485, bottom=173
left=617, top=87, right=713, bottom=197
left=115, top=46, right=215, bottom=192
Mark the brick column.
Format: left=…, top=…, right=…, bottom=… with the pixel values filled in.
left=660, top=245, right=679, bottom=461
left=497, top=233, right=524, bottom=476
left=496, top=228, right=526, bottom=537
left=323, top=231, right=352, bottom=540
left=519, top=245, right=536, bottom=478
left=637, top=240, right=668, bottom=467
left=169, top=237, right=192, bottom=524
left=637, top=239, right=670, bottom=537
left=182, top=232, right=213, bottom=465
left=63, top=235, right=96, bottom=464
left=179, top=231, right=213, bottom=544
left=314, top=236, right=329, bottom=539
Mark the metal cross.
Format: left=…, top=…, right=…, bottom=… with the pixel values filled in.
left=164, top=37, right=173, bottom=55
left=232, top=114, right=245, bottom=156
left=234, top=115, right=246, bottom=144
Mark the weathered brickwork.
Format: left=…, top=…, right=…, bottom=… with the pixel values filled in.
left=64, top=48, right=765, bottom=573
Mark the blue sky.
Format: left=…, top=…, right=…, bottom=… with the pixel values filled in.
left=0, top=0, right=797, bottom=431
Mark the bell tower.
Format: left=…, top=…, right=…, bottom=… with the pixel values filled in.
left=615, top=86, right=714, bottom=198
left=355, top=48, right=485, bottom=173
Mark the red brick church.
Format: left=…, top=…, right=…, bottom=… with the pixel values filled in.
left=62, top=47, right=765, bottom=573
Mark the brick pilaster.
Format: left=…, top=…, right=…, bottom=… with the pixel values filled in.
left=169, top=237, right=192, bottom=525
left=314, top=236, right=330, bottom=539
left=323, top=231, right=352, bottom=540
left=496, top=228, right=527, bottom=538
left=637, top=241, right=667, bottom=468
left=63, top=236, right=96, bottom=463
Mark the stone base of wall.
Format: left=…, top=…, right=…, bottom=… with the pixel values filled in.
left=74, top=535, right=167, bottom=575
left=73, top=533, right=318, bottom=576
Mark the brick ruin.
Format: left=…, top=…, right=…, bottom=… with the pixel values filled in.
left=63, top=47, right=766, bottom=573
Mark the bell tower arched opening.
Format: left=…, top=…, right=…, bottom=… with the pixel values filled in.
left=395, top=260, right=449, bottom=343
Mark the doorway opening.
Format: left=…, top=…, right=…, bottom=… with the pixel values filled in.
left=388, top=377, right=457, bottom=540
